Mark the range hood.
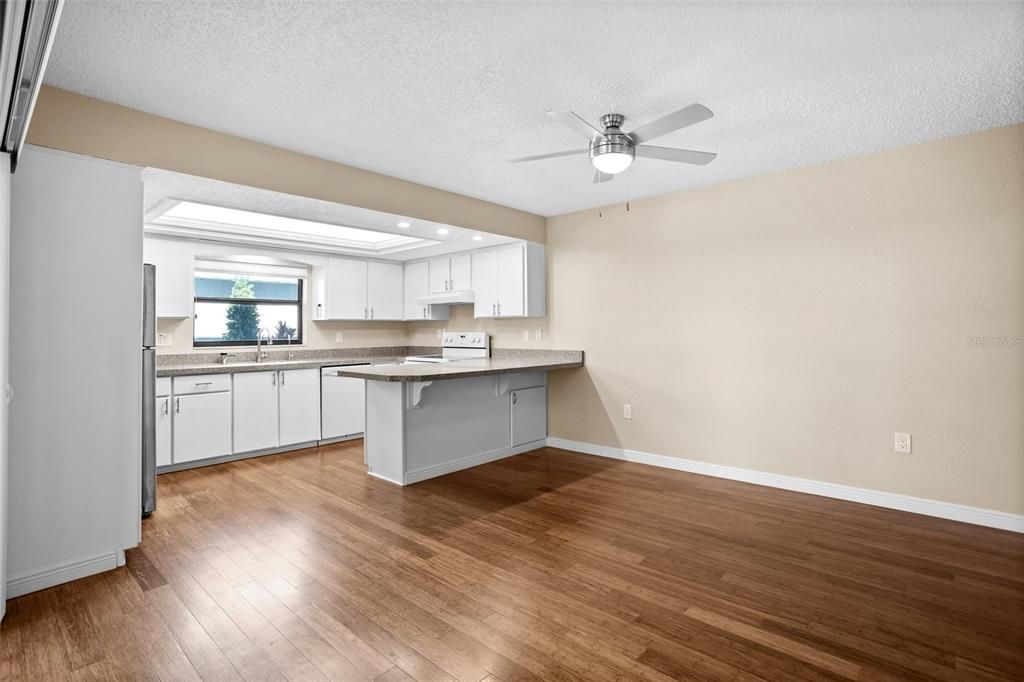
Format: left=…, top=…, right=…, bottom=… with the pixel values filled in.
left=417, top=289, right=475, bottom=305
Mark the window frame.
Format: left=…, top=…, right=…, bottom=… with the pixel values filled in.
left=192, top=277, right=304, bottom=348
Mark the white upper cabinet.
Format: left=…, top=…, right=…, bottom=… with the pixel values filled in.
left=428, top=254, right=472, bottom=293
left=403, top=261, right=449, bottom=321
left=450, top=253, right=472, bottom=291
left=497, top=244, right=525, bottom=317
left=428, top=257, right=449, bottom=294
left=278, top=369, right=321, bottom=445
left=143, top=237, right=193, bottom=318
left=312, top=257, right=404, bottom=320
left=327, top=258, right=368, bottom=320
left=472, top=242, right=545, bottom=318
left=472, top=248, right=499, bottom=318
left=367, top=261, right=403, bottom=320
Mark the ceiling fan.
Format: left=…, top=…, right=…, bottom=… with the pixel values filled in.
left=509, top=103, right=716, bottom=183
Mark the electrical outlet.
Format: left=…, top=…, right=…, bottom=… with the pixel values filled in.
left=534, top=329, right=543, bottom=341
left=894, top=432, right=912, bottom=454
left=623, top=404, right=632, bottom=419
left=522, top=329, right=530, bottom=342
left=156, top=333, right=171, bottom=347
left=436, top=328, right=444, bottom=339
left=335, top=332, right=344, bottom=343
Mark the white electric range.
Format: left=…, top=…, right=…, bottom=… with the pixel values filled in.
left=404, top=331, right=490, bottom=364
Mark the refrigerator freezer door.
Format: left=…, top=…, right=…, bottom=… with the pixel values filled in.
left=142, top=263, right=156, bottom=348
left=142, top=347, right=157, bottom=515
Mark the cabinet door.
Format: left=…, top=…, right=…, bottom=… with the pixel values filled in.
left=321, top=373, right=365, bottom=439
left=367, top=261, right=403, bottom=320
left=143, top=238, right=193, bottom=319
left=155, top=396, right=172, bottom=467
left=449, top=253, right=471, bottom=290
left=173, top=392, right=232, bottom=463
left=428, top=257, right=450, bottom=293
left=232, top=371, right=279, bottom=453
left=511, top=386, right=547, bottom=446
left=327, top=258, right=368, bottom=319
left=404, top=261, right=428, bottom=320
left=497, top=244, right=525, bottom=317
left=471, top=248, right=498, bottom=318
left=279, top=369, right=321, bottom=445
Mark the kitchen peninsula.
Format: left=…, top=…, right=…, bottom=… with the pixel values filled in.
left=333, top=344, right=584, bottom=485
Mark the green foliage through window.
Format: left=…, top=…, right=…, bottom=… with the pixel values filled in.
left=193, top=271, right=302, bottom=347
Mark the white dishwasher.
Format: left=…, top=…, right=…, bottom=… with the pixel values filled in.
left=321, top=365, right=368, bottom=441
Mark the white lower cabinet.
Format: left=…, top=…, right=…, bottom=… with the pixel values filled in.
left=233, top=371, right=280, bottom=453
left=173, top=391, right=233, bottom=463
left=511, top=386, right=547, bottom=447
left=279, top=369, right=322, bottom=445
left=155, top=394, right=172, bottom=467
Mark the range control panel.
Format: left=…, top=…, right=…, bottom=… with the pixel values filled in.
left=442, top=331, right=490, bottom=350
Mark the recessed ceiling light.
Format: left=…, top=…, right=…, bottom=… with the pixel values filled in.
left=397, top=221, right=410, bottom=228
left=436, top=228, right=449, bottom=235
left=472, top=235, right=483, bottom=241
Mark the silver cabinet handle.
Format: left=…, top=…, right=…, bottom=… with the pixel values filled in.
left=512, top=392, right=517, bottom=405
left=194, top=381, right=212, bottom=387
left=370, top=307, right=374, bottom=319
left=163, top=398, right=169, bottom=415
left=497, top=302, right=501, bottom=316
left=175, top=397, right=180, bottom=413
left=363, top=307, right=367, bottom=319
left=281, top=372, right=286, bottom=386
left=492, top=302, right=496, bottom=316
left=422, top=307, right=427, bottom=319
left=272, top=372, right=276, bottom=387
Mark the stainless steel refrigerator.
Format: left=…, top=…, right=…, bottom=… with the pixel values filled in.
left=142, top=263, right=157, bottom=516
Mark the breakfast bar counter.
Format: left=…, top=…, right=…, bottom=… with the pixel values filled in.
left=355, top=347, right=584, bottom=485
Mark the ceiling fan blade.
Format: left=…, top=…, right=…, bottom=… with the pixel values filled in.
left=507, top=149, right=587, bottom=163
left=593, top=169, right=614, bottom=184
left=627, top=103, right=714, bottom=144
left=548, top=111, right=607, bottom=140
left=635, top=145, right=717, bottom=165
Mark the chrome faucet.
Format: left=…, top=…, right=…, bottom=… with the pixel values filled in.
left=256, top=328, right=272, bottom=363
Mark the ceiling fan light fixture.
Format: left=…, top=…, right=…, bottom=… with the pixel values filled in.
left=591, top=150, right=634, bottom=175
left=590, top=124, right=636, bottom=174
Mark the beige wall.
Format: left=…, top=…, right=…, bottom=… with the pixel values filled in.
left=542, top=124, right=1024, bottom=515
left=27, top=87, right=545, bottom=243
left=39, top=86, right=1022, bottom=514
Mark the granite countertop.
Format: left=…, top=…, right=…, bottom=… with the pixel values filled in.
left=156, top=345, right=433, bottom=378
left=155, top=347, right=584, bottom=379
left=330, top=350, right=584, bottom=382
left=157, top=356, right=407, bottom=377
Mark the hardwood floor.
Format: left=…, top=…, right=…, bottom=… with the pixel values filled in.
left=2, top=441, right=1022, bottom=681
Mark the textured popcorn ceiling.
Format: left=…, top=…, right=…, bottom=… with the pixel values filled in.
left=45, top=1, right=1024, bottom=216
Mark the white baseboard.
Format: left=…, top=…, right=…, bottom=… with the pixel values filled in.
left=546, top=437, right=1024, bottom=533
left=404, top=439, right=548, bottom=485
left=6, top=551, right=122, bottom=598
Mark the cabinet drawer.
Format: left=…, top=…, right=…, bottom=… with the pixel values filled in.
left=173, top=373, right=231, bottom=395
left=155, top=377, right=171, bottom=396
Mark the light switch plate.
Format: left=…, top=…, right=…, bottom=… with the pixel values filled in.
left=522, top=330, right=530, bottom=342
left=534, top=329, right=543, bottom=341
left=623, top=404, right=632, bottom=419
